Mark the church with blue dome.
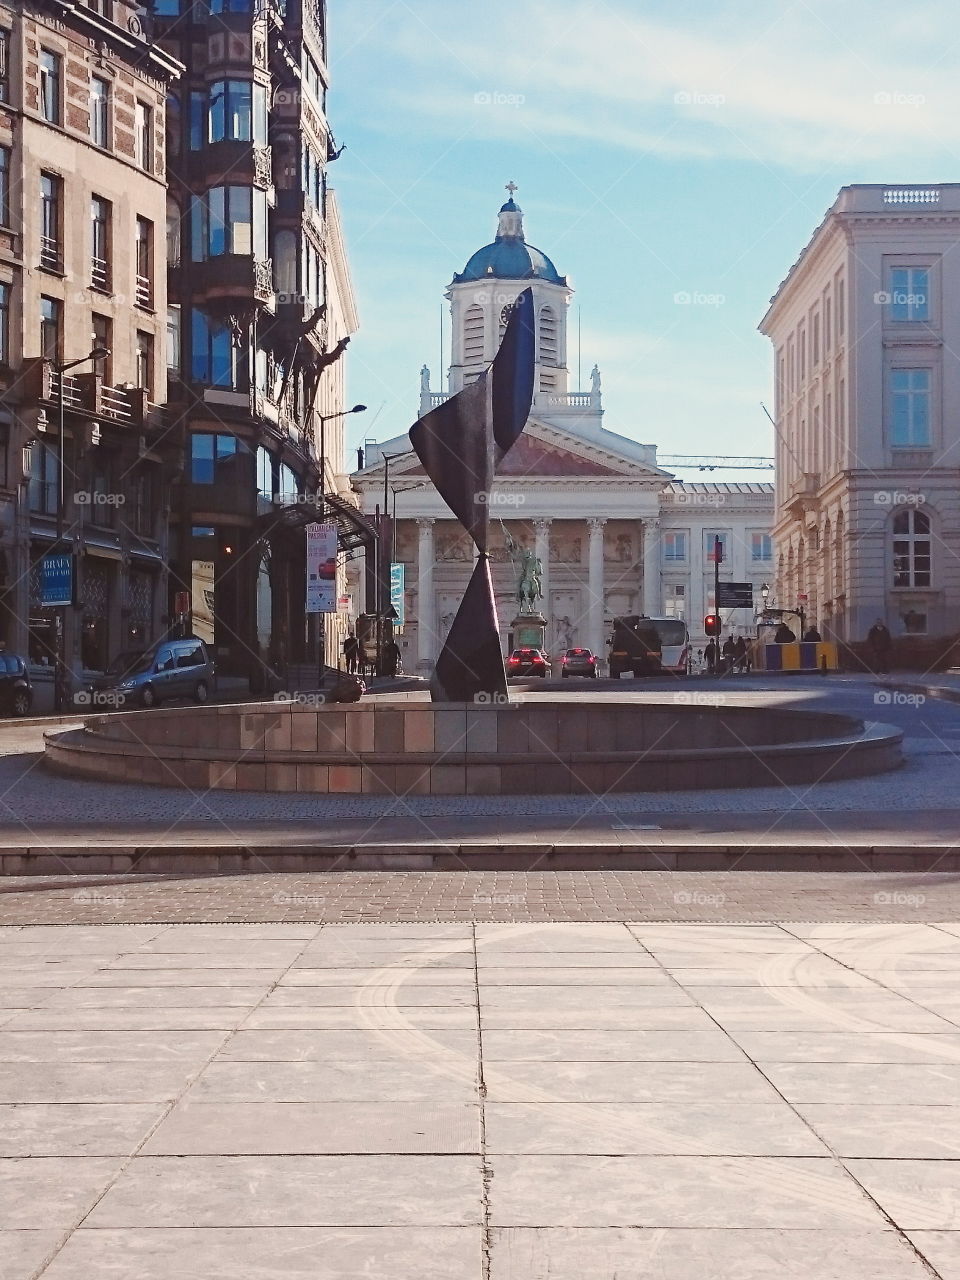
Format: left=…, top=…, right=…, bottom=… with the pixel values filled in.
left=453, top=193, right=567, bottom=287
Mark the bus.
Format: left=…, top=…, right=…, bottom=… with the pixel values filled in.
left=608, top=616, right=662, bottom=678
left=647, top=617, right=691, bottom=676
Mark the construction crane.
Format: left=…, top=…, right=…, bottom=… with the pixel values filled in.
left=658, top=454, right=774, bottom=472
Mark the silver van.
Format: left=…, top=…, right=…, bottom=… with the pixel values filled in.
left=88, top=639, right=215, bottom=709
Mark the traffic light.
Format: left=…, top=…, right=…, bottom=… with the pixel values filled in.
left=704, top=614, right=721, bottom=637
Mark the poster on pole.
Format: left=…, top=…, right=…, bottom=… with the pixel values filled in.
left=390, top=562, right=405, bottom=628
left=305, top=522, right=338, bottom=614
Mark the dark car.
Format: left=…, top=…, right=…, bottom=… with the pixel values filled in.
left=0, top=654, right=33, bottom=717
left=608, top=615, right=662, bottom=678
left=561, top=647, right=597, bottom=678
left=507, top=647, right=551, bottom=678
left=86, top=639, right=215, bottom=709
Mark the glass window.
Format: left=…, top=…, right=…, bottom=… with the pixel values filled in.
left=705, top=531, right=728, bottom=562
left=135, top=217, right=152, bottom=306
left=134, top=102, right=152, bottom=170
left=256, top=446, right=273, bottom=498
left=40, top=172, right=60, bottom=269
left=0, top=29, right=9, bottom=104
left=166, top=304, right=180, bottom=374
left=91, top=313, right=111, bottom=382
left=211, top=0, right=252, bottom=9
left=0, top=147, right=9, bottom=226
left=890, top=267, right=929, bottom=322
left=662, top=531, right=686, bottom=563
left=253, top=82, right=267, bottom=145
left=191, top=432, right=240, bottom=483
left=0, top=281, right=9, bottom=365
left=192, top=526, right=215, bottom=537
left=892, top=508, right=931, bottom=588
left=189, top=91, right=205, bottom=150
left=190, top=309, right=235, bottom=386
left=153, top=0, right=180, bottom=12
left=28, top=441, right=58, bottom=513
left=40, top=295, right=60, bottom=362
left=40, top=50, right=60, bottom=124
left=751, top=533, right=773, bottom=562
left=91, top=196, right=110, bottom=289
left=891, top=369, right=931, bottom=446
left=209, top=79, right=252, bottom=142
left=90, top=76, right=109, bottom=148
left=135, top=330, right=153, bottom=393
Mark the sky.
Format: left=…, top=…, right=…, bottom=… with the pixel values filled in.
left=329, top=0, right=960, bottom=478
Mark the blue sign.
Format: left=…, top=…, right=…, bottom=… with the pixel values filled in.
left=390, top=562, right=405, bottom=628
left=41, top=554, right=73, bottom=607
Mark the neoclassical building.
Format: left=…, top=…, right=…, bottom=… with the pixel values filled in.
left=760, top=183, right=960, bottom=647
left=353, top=192, right=774, bottom=670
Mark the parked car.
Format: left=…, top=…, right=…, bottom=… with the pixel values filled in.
left=561, top=647, right=597, bottom=678
left=86, top=639, right=215, bottom=709
left=507, top=647, right=551, bottom=678
left=0, top=654, right=33, bottom=717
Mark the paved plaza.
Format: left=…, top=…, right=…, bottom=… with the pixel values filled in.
left=3, top=893, right=960, bottom=1278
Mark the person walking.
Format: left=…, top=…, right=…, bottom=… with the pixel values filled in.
left=343, top=633, right=358, bottom=674
left=733, top=635, right=748, bottom=673
left=704, top=638, right=718, bottom=675
left=867, top=618, right=893, bottom=674
left=721, top=635, right=736, bottom=676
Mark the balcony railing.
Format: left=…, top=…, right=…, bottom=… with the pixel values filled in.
left=100, top=384, right=134, bottom=422
left=91, top=256, right=110, bottom=291
left=40, top=236, right=61, bottom=271
left=42, top=366, right=142, bottom=426
left=135, top=274, right=152, bottom=308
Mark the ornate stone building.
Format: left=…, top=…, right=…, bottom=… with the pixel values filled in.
left=761, top=184, right=960, bottom=647
left=352, top=192, right=774, bottom=670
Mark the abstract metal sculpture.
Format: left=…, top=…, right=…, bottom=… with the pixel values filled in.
left=409, top=288, right=536, bottom=701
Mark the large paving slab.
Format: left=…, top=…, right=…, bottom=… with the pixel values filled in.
left=1, top=910, right=960, bottom=1280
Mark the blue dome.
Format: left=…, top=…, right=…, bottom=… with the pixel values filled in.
left=453, top=195, right=566, bottom=285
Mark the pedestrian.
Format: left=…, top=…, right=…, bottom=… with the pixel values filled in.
left=704, top=638, right=718, bottom=675
left=774, top=621, right=796, bottom=643
left=343, top=632, right=358, bottom=674
left=802, top=623, right=822, bottom=642
left=733, top=635, right=748, bottom=673
left=721, top=635, right=736, bottom=675
left=867, top=617, right=893, bottom=674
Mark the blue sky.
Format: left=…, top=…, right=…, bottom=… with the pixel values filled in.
left=329, top=0, right=959, bottom=476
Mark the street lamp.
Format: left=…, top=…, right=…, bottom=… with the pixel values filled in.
left=53, top=345, right=110, bottom=713
left=317, top=404, right=367, bottom=510
left=760, top=582, right=770, bottom=607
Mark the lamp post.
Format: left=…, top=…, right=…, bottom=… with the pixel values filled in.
left=312, top=404, right=365, bottom=677
left=53, top=345, right=110, bottom=713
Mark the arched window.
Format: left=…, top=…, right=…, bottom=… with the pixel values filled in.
left=463, top=305, right=484, bottom=364
left=893, top=508, right=931, bottom=587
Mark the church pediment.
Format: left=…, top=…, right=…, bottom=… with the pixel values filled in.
left=496, top=431, right=622, bottom=477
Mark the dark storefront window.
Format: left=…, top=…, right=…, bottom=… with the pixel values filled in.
left=191, top=433, right=243, bottom=484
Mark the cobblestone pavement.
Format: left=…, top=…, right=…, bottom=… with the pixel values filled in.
left=1, top=871, right=959, bottom=925
left=3, top=917, right=960, bottom=1278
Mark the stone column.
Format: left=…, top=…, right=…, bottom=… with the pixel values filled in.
left=416, top=517, right=435, bottom=672
left=587, top=517, right=606, bottom=658
left=534, top=517, right=552, bottom=621
left=642, top=518, right=661, bottom=616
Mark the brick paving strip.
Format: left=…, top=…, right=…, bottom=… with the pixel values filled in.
left=2, top=911, right=960, bottom=1278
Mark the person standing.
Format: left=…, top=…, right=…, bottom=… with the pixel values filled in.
left=867, top=618, right=893, bottom=674
left=733, top=635, right=748, bottom=673
left=721, top=635, right=736, bottom=675
left=343, top=633, right=358, bottom=674
left=704, top=638, right=718, bottom=675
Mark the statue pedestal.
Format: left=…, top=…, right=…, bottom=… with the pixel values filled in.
left=510, top=612, right=548, bottom=651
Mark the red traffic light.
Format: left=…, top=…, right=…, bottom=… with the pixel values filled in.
left=704, top=614, right=721, bottom=637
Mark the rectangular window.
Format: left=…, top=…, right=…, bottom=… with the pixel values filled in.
left=663, top=583, right=685, bottom=619
left=824, top=295, right=832, bottom=350
left=812, top=312, right=820, bottom=365
left=891, top=369, right=931, bottom=447
left=153, top=0, right=180, bottom=12
left=91, top=313, right=111, bottom=382
left=191, top=432, right=240, bottom=483
left=889, top=266, right=929, bottom=322
left=208, top=79, right=252, bottom=143
left=0, top=281, right=9, bottom=364
left=40, top=295, right=61, bottom=362
left=28, top=441, right=59, bottom=513
left=40, top=172, right=61, bottom=270
left=189, top=91, right=205, bottom=150
left=836, top=274, right=845, bottom=335
left=39, top=49, right=60, bottom=124
left=0, top=147, right=9, bottom=226
left=134, top=101, right=152, bottom=171
left=135, top=217, right=152, bottom=307
left=0, top=30, right=9, bottom=104
left=751, top=533, right=773, bottom=562
left=191, top=309, right=235, bottom=386
left=166, top=304, right=180, bottom=374
left=662, top=531, right=687, bottom=563
left=135, top=330, right=153, bottom=394
left=90, top=76, right=110, bottom=148
left=90, top=196, right=111, bottom=290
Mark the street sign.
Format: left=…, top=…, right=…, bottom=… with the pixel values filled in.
left=305, top=522, right=338, bottom=614
left=716, top=581, right=754, bottom=609
left=390, top=562, right=405, bottom=628
left=41, top=554, right=73, bottom=607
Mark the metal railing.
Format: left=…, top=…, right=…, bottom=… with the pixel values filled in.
left=100, top=384, right=134, bottom=421
left=135, top=274, right=152, bottom=308
left=91, top=255, right=110, bottom=290
left=40, top=235, right=61, bottom=271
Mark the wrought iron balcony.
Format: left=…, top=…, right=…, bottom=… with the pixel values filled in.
left=40, top=235, right=62, bottom=272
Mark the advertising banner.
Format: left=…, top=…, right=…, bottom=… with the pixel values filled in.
left=390, top=562, right=405, bottom=628
left=41, top=554, right=73, bottom=607
left=305, top=522, right=338, bottom=614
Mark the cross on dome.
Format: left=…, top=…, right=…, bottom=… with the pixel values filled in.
left=505, top=180, right=518, bottom=198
